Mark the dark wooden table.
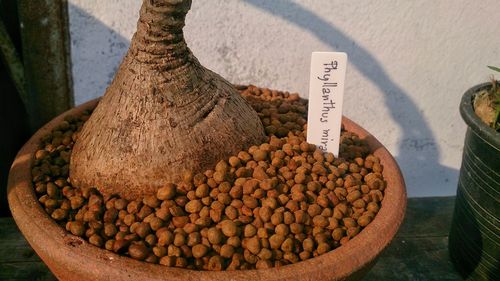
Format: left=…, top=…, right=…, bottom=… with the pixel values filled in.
left=0, top=197, right=462, bottom=281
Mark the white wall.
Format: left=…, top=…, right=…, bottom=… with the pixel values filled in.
left=68, top=0, right=500, bottom=198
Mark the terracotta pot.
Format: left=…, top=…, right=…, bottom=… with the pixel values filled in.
left=8, top=98, right=407, bottom=281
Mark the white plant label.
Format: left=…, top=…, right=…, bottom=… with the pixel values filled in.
left=306, top=52, right=348, bottom=157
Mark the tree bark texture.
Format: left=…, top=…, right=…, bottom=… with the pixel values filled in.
left=69, top=0, right=266, bottom=199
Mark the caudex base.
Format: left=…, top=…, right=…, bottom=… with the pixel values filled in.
left=69, top=0, right=266, bottom=199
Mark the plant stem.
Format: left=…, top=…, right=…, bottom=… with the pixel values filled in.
left=0, top=18, right=28, bottom=110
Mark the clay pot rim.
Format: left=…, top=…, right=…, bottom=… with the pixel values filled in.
left=8, top=98, right=407, bottom=281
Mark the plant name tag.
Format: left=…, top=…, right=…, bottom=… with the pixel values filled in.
left=306, top=52, right=348, bottom=156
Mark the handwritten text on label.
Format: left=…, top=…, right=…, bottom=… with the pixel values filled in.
left=306, top=52, right=347, bottom=156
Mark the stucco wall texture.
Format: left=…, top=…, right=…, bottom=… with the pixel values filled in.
left=68, top=0, right=500, bottom=198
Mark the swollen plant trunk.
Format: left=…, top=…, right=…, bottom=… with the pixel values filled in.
left=69, top=0, right=265, bottom=199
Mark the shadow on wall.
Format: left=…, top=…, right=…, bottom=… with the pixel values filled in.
left=242, top=0, right=458, bottom=196
left=69, top=4, right=132, bottom=104
left=69, top=2, right=458, bottom=196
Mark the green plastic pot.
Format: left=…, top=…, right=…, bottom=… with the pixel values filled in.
left=449, top=82, right=500, bottom=280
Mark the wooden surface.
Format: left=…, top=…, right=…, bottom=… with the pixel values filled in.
left=363, top=196, right=462, bottom=281
left=17, top=0, right=73, bottom=130
left=0, top=197, right=462, bottom=281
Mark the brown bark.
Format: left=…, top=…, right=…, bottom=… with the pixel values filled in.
left=69, top=0, right=266, bottom=199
